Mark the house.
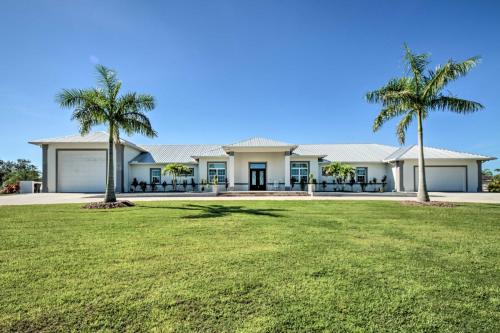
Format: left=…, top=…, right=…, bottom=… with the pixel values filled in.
left=29, top=132, right=495, bottom=193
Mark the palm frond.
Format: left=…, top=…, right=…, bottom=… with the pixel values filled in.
left=423, top=56, right=481, bottom=98
left=404, top=43, right=430, bottom=78
left=373, top=105, right=408, bottom=132
left=396, top=110, right=416, bottom=145
left=95, top=64, right=118, bottom=95
left=366, top=77, right=414, bottom=106
left=430, top=95, right=484, bottom=114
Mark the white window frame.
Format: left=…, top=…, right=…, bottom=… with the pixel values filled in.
left=150, top=168, right=161, bottom=184
left=291, top=162, right=309, bottom=183
left=208, top=162, right=226, bottom=183
left=356, top=167, right=368, bottom=183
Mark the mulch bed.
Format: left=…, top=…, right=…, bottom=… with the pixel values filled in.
left=83, top=200, right=136, bottom=209
left=401, top=201, right=455, bottom=207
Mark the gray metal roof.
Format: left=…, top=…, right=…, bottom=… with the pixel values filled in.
left=223, top=137, right=295, bottom=148
left=297, top=144, right=399, bottom=163
left=131, top=144, right=222, bottom=164
left=383, top=145, right=495, bottom=162
left=28, top=131, right=146, bottom=152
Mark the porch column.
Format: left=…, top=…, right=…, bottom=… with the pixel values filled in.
left=228, top=152, right=235, bottom=190
left=477, top=160, right=483, bottom=192
left=42, top=144, right=48, bottom=193
left=284, top=151, right=291, bottom=190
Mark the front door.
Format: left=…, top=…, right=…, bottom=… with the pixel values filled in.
left=249, top=163, right=266, bottom=191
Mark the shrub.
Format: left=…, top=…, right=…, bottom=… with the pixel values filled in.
left=488, top=180, right=500, bottom=192
left=0, top=183, right=19, bottom=194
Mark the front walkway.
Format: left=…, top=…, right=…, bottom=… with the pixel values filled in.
left=0, top=192, right=499, bottom=206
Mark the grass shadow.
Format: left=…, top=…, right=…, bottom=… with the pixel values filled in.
left=137, top=203, right=286, bottom=219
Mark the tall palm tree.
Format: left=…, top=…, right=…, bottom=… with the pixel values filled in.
left=366, top=45, right=483, bottom=202
left=57, top=64, right=157, bottom=203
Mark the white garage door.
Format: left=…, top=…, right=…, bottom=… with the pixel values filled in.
left=415, top=166, right=466, bottom=192
left=57, top=150, right=107, bottom=192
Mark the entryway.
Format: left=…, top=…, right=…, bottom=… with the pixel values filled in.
left=249, top=163, right=266, bottom=190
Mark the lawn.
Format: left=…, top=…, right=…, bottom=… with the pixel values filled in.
left=0, top=201, right=499, bottom=332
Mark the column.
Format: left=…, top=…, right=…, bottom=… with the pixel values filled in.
left=477, top=160, right=482, bottom=192
left=228, top=152, right=235, bottom=190
left=115, top=143, right=124, bottom=193
left=284, top=151, right=291, bottom=190
left=42, top=144, right=48, bottom=192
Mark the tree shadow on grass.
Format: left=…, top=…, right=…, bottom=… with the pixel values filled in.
left=137, top=203, right=286, bottom=219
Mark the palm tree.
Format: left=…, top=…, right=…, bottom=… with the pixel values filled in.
left=163, top=163, right=192, bottom=191
left=323, top=162, right=342, bottom=183
left=366, top=45, right=483, bottom=202
left=57, top=64, right=157, bottom=203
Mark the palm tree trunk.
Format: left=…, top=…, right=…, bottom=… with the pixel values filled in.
left=417, top=111, right=430, bottom=202
left=104, top=127, right=117, bottom=203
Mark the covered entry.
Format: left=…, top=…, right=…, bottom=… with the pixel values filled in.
left=249, top=163, right=266, bottom=190
left=414, top=166, right=467, bottom=192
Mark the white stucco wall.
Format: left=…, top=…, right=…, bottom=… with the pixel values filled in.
left=234, top=152, right=286, bottom=186
left=401, top=159, right=479, bottom=192
left=123, top=146, right=142, bottom=191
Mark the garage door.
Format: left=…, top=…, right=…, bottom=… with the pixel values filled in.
left=57, top=150, right=107, bottom=192
left=414, top=166, right=467, bottom=192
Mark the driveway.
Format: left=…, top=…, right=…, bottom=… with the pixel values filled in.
left=0, top=192, right=499, bottom=206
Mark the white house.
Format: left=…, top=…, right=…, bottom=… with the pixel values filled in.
left=29, top=132, right=495, bottom=193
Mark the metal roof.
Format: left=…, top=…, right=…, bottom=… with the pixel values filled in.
left=28, top=131, right=146, bottom=152
left=223, top=137, right=295, bottom=148
left=131, top=144, right=222, bottom=164
left=383, top=145, right=495, bottom=162
left=297, top=144, right=399, bottom=163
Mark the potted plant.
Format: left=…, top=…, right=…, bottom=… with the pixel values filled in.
left=300, top=177, right=306, bottom=191
left=212, top=175, right=219, bottom=194
left=151, top=182, right=157, bottom=192
left=162, top=180, right=167, bottom=192
left=290, top=177, right=297, bottom=190
left=308, top=173, right=316, bottom=194
left=131, top=178, right=139, bottom=192
left=380, top=175, right=387, bottom=192
left=191, top=177, right=196, bottom=191
left=139, top=181, right=147, bottom=192
left=182, top=179, right=187, bottom=192
left=321, top=180, right=327, bottom=191
left=200, top=179, right=206, bottom=192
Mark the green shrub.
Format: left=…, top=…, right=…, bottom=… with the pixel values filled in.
left=487, top=180, right=500, bottom=192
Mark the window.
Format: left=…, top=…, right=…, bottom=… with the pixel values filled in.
left=356, top=167, right=367, bottom=183
left=291, top=162, right=308, bottom=183
left=150, top=168, right=161, bottom=184
left=180, top=167, right=194, bottom=177
left=208, top=162, right=226, bottom=183
left=249, top=163, right=266, bottom=169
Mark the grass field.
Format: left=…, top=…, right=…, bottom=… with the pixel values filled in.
left=0, top=200, right=499, bottom=332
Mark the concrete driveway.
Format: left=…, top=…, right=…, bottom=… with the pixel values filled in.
left=0, top=192, right=499, bottom=206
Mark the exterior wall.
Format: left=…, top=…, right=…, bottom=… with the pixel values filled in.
left=128, top=163, right=199, bottom=190
left=234, top=152, right=286, bottom=190
left=318, top=162, right=394, bottom=190
left=123, top=146, right=142, bottom=192
left=402, top=159, right=479, bottom=192
left=45, top=142, right=112, bottom=193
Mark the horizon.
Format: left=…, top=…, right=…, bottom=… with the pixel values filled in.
left=1, top=0, right=499, bottom=170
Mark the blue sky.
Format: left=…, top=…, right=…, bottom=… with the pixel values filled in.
left=1, top=0, right=499, bottom=170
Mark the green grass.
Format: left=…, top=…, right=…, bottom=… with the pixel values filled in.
left=1, top=201, right=499, bottom=332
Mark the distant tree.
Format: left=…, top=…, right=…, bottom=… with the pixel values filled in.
left=367, top=44, right=483, bottom=202
left=57, top=64, right=157, bottom=203
left=0, top=159, right=40, bottom=186
left=482, top=169, right=493, bottom=177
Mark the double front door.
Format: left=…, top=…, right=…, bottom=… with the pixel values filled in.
left=249, top=163, right=266, bottom=191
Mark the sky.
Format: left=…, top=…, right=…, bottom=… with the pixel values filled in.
left=0, top=0, right=499, bottom=170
